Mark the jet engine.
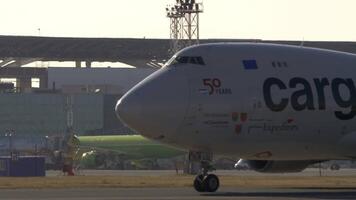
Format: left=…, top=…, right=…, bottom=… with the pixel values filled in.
left=238, top=160, right=321, bottom=173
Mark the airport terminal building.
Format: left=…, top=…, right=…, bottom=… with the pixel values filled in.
left=0, top=67, right=154, bottom=136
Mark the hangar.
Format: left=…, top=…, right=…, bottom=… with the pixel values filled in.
left=1, top=35, right=356, bottom=69
left=1, top=35, right=356, bottom=92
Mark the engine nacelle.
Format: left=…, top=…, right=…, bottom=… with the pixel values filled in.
left=240, top=160, right=319, bottom=173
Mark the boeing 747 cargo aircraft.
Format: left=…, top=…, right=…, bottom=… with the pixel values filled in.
left=115, top=43, right=356, bottom=192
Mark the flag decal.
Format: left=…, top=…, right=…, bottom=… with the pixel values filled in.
left=243, top=60, right=258, bottom=70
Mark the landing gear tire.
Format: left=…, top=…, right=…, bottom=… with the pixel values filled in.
left=193, top=174, right=220, bottom=192
left=193, top=175, right=206, bottom=192
left=205, top=174, right=219, bottom=192
left=189, top=151, right=219, bottom=192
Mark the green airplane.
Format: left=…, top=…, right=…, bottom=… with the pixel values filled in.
left=79, top=135, right=185, bottom=160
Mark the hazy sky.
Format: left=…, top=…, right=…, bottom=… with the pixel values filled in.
left=2, top=0, right=356, bottom=41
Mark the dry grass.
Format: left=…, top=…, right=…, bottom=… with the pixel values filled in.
left=0, top=175, right=356, bottom=189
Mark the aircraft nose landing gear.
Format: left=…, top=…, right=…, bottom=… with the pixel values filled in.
left=194, top=173, right=220, bottom=192
left=192, top=157, right=220, bottom=192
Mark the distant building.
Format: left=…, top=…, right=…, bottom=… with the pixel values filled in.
left=0, top=67, right=155, bottom=136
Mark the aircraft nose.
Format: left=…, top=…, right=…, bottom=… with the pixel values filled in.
left=115, top=69, right=189, bottom=139
left=115, top=90, right=142, bottom=130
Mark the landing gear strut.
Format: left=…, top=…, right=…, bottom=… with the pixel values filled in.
left=189, top=151, right=220, bottom=192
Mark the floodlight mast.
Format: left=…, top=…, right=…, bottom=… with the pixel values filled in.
left=166, top=0, right=203, bottom=55
left=166, top=6, right=184, bottom=54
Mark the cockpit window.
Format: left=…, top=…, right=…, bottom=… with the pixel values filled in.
left=190, top=57, right=198, bottom=64
left=195, top=57, right=205, bottom=65
left=176, top=56, right=189, bottom=64
left=168, top=56, right=205, bottom=66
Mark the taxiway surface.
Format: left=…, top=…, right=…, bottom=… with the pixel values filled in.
left=2, top=169, right=356, bottom=200
left=1, top=187, right=356, bottom=200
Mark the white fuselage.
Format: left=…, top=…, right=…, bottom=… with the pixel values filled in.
left=116, top=43, right=356, bottom=161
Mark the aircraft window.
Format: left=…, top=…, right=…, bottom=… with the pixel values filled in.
left=271, top=60, right=289, bottom=68
left=170, top=56, right=205, bottom=66
left=167, top=56, right=188, bottom=66
left=196, top=57, right=205, bottom=65
left=177, top=56, right=189, bottom=64
left=164, top=55, right=177, bottom=67
left=190, top=57, right=198, bottom=64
